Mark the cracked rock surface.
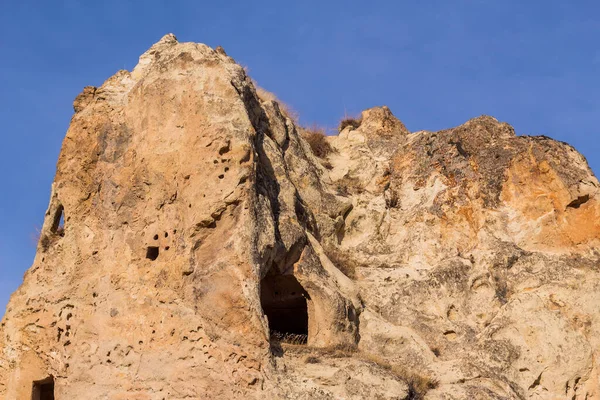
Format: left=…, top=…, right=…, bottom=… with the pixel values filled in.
left=1, top=34, right=599, bottom=399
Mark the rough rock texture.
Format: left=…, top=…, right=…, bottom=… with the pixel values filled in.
left=1, top=35, right=599, bottom=399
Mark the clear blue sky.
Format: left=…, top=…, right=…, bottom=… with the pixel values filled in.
left=1, top=1, right=599, bottom=316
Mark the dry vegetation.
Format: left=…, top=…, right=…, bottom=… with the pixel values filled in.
left=334, top=174, right=365, bottom=196
left=338, top=116, right=362, bottom=132
left=399, top=368, right=439, bottom=400
left=324, top=247, right=360, bottom=279
left=385, top=187, right=399, bottom=209
left=281, top=342, right=358, bottom=359
left=282, top=342, right=438, bottom=399
left=253, top=83, right=299, bottom=122
left=300, top=126, right=335, bottom=160
left=251, top=82, right=340, bottom=165
left=34, top=226, right=65, bottom=251
left=270, top=331, right=308, bottom=345
left=303, top=355, right=321, bottom=364
left=359, top=353, right=438, bottom=400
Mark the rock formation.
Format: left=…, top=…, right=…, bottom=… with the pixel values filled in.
left=1, top=34, right=599, bottom=399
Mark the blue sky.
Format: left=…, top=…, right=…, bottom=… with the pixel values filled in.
left=1, top=1, right=599, bottom=316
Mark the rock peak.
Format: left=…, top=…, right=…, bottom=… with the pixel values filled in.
left=458, top=114, right=516, bottom=138
left=359, top=105, right=409, bottom=136
left=157, top=32, right=178, bottom=44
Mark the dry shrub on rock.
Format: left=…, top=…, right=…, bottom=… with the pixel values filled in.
left=338, top=116, right=362, bottom=132
left=254, top=83, right=299, bottom=122
left=301, top=126, right=334, bottom=159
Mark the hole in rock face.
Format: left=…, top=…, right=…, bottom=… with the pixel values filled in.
left=146, top=247, right=159, bottom=261
left=261, top=273, right=309, bottom=342
left=32, top=376, right=54, bottom=400
left=58, top=215, right=65, bottom=236
left=567, top=194, right=590, bottom=209
left=51, top=205, right=65, bottom=237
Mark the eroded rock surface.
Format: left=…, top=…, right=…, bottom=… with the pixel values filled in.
left=1, top=34, right=599, bottom=399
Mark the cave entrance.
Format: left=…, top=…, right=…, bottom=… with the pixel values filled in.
left=260, top=273, right=309, bottom=344
left=32, top=376, right=54, bottom=400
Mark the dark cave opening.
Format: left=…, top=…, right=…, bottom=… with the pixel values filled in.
left=146, top=246, right=160, bottom=261
left=32, top=376, right=54, bottom=400
left=51, top=205, right=65, bottom=237
left=260, top=273, right=309, bottom=341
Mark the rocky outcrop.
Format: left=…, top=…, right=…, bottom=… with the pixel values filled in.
left=327, top=109, right=600, bottom=399
left=1, top=34, right=599, bottom=399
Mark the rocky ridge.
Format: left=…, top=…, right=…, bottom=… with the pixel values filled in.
left=1, top=34, right=599, bottom=399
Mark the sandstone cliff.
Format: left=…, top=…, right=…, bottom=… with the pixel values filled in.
left=1, top=34, right=599, bottom=399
